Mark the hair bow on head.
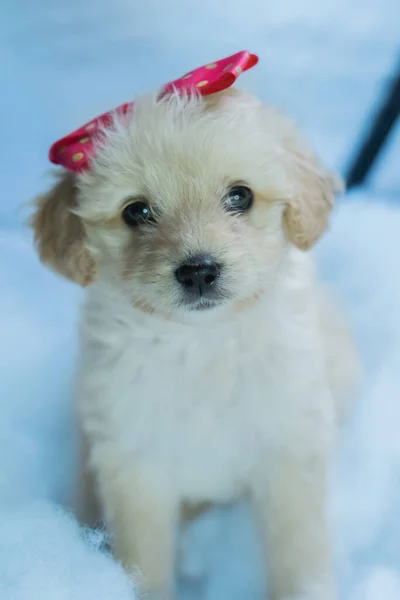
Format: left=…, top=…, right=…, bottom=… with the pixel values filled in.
left=49, top=50, right=259, bottom=173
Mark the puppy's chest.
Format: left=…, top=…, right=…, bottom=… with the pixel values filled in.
left=84, top=321, right=280, bottom=462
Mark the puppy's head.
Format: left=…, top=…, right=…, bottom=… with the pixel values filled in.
left=31, top=89, right=341, bottom=316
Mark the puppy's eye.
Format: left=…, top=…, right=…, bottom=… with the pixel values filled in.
left=122, top=201, right=155, bottom=227
left=224, top=186, right=253, bottom=213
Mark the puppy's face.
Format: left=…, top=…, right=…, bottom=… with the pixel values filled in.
left=31, top=89, right=340, bottom=317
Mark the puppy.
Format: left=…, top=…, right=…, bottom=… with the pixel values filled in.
left=31, top=86, right=359, bottom=600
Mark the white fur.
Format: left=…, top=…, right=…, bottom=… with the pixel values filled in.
left=32, top=88, right=360, bottom=600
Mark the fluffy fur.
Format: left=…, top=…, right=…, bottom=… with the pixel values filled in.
left=31, top=87, right=359, bottom=600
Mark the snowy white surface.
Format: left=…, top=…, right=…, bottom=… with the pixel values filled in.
left=1, top=1, right=400, bottom=599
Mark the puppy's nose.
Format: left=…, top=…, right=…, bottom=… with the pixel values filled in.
left=175, top=257, right=220, bottom=292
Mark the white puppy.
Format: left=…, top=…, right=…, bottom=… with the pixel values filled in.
left=31, top=87, right=359, bottom=600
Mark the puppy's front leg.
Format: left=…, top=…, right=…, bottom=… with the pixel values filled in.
left=97, top=461, right=178, bottom=600
left=252, top=442, right=336, bottom=600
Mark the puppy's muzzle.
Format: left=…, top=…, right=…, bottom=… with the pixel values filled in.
left=175, top=255, right=221, bottom=301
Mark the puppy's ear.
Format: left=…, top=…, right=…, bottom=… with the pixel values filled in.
left=282, top=138, right=343, bottom=251
left=30, top=171, right=96, bottom=286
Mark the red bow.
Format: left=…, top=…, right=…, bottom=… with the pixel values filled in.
left=49, top=50, right=258, bottom=173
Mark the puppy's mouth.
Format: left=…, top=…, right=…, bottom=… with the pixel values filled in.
left=183, top=296, right=226, bottom=311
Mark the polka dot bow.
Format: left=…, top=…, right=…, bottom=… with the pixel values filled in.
left=49, top=50, right=259, bottom=173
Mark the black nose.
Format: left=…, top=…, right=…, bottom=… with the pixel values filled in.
left=175, top=257, right=220, bottom=293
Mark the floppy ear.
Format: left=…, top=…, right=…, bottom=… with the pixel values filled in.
left=30, top=171, right=96, bottom=286
left=282, top=138, right=343, bottom=251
